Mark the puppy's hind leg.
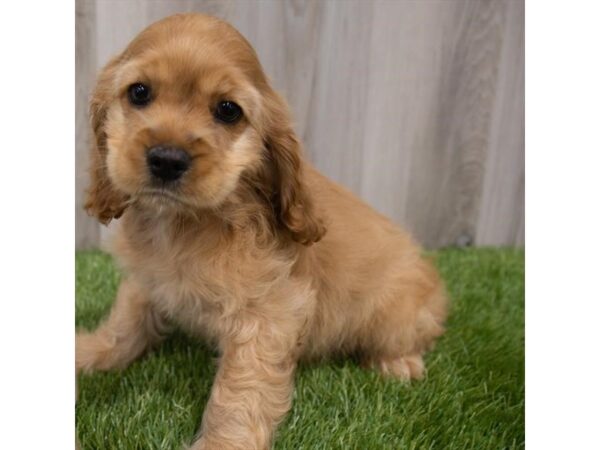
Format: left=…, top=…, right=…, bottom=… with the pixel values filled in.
left=76, top=277, right=169, bottom=373
left=364, top=353, right=427, bottom=381
left=362, top=262, right=447, bottom=381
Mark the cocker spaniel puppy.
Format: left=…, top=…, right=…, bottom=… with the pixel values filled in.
left=76, top=13, right=447, bottom=450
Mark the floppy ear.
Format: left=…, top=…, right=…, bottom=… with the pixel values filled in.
left=263, top=91, right=326, bottom=245
left=84, top=57, right=128, bottom=225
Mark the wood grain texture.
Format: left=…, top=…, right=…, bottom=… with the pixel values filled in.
left=403, top=0, right=509, bottom=248
left=76, top=0, right=525, bottom=249
left=75, top=0, right=100, bottom=249
left=476, top=0, right=524, bottom=246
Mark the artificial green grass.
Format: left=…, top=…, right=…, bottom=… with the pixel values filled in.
left=76, top=248, right=524, bottom=449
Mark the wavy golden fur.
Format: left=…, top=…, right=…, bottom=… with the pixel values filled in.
left=76, top=13, right=447, bottom=450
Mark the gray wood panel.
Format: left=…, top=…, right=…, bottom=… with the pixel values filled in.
left=476, top=0, right=525, bottom=246
left=75, top=0, right=100, bottom=249
left=76, top=0, right=524, bottom=249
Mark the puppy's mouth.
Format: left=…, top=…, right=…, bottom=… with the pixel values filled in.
left=134, top=188, right=194, bottom=209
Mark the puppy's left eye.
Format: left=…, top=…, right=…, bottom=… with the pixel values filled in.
left=214, top=101, right=243, bottom=124
left=128, top=83, right=152, bottom=107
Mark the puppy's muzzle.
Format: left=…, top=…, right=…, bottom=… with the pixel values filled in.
left=147, top=146, right=191, bottom=182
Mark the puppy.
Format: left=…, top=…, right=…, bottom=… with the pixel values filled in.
left=76, top=13, right=447, bottom=450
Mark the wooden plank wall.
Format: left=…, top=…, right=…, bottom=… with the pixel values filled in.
left=75, top=0, right=524, bottom=249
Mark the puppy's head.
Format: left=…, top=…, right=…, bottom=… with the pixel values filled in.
left=85, top=13, right=324, bottom=245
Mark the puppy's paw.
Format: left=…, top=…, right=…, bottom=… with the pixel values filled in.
left=364, top=354, right=426, bottom=381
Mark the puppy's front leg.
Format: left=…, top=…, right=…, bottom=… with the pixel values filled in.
left=191, top=320, right=299, bottom=450
left=76, top=277, right=168, bottom=373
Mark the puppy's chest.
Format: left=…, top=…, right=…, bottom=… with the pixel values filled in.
left=114, top=234, right=219, bottom=326
left=116, top=224, right=284, bottom=335
left=140, top=252, right=226, bottom=329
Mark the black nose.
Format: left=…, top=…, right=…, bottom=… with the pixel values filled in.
left=146, top=146, right=191, bottom=182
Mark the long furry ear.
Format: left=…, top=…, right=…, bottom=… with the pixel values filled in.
left=263, top=91, right=326, bottom=245
left=84, top=57, right=128, bottom=225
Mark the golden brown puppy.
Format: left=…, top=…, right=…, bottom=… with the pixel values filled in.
left=76, top=13, right=447, bottom=450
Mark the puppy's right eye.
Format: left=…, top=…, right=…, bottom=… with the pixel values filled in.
left=214, top=101, right=243, bottom=124
left=128, top=83, right=152, bottom=107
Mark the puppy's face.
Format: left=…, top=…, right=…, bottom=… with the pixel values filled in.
left=86, top=14, right=325, bottom=244
left=97, top=16, right=268, bottom=212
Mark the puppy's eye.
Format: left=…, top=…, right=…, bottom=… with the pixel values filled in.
left=214, top=101, right=243, bottom=124
left=128, top=83, right=152, bottom=107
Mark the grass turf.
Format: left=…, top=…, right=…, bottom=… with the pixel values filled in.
left=76, top=248, right=524, bottom=449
